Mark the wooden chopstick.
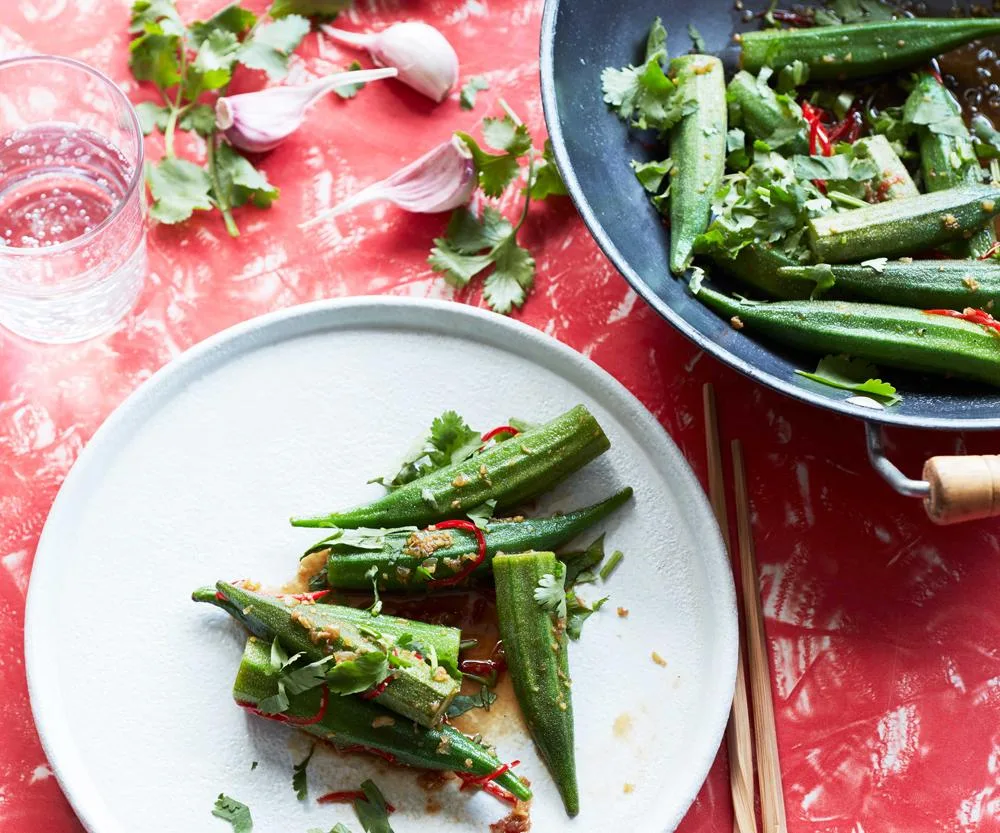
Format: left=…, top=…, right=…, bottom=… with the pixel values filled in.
left=702, top=385, right=756, bottom=833
left=732, top=438, right=788, bottom=833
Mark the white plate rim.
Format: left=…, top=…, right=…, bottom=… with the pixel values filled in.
left=24, top=296, right=737, bottom=833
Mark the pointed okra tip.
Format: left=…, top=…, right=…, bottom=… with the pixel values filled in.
left=191, top=585, right=219, bottom=604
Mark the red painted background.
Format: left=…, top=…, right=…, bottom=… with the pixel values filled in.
left=3, top=1, right=1000, bottom=830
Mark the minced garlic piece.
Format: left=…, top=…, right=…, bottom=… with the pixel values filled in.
left=372, top=716, right=395, bottom=728
left=652, top=651, right=667, bottom=667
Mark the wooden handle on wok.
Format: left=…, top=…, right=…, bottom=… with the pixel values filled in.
left=923, top=455, right=1000, bottom=525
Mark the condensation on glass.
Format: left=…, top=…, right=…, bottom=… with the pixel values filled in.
left=0, top=55, right=146, bottom=343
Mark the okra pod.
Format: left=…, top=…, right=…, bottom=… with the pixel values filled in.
left=233, top=637, right=532, bottom=801
left=669, top=55, right=727, bottom=274
left=291, top=405, right=611, bottom=529
left=808, top=184, right=1000, bottom=263
left=851, top=135, right=918, bottom=201
left=740, top=19, right=1000, bottom=80
left=321, top=487, right=633, bottom=591
left=695, top=284, right=1000, bottom=386
left=726, top=70, right=808, bottom=153
left=706, top=245, right=812, bottom=300
left=194, top=582, right=460, bottom=727
left=494, top=552, right=577, bottom=816
left=905, top=72, right=995, bottom=257
left=779, top=260, right=1000, bottom=310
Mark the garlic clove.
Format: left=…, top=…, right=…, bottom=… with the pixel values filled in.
left=323, top=21, right=459, bottom=104
left=216, top=67, right=399, bottom=153
left=303, top=135, right=476, bottom=225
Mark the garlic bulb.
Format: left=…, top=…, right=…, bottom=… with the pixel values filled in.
left=216, top=67, right=399, bottom=153
left=322, top=21, right=459, bottom=104
left=303, top=135, right=476, bottom=225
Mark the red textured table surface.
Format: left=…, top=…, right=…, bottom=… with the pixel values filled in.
left=4, top=1, right=1000, bottom=831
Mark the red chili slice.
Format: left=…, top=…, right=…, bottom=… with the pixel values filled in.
left=340, top=744, right=399, bottom=765
left=281, top=589, right=331, bottom=602
left=236, top=685, right=329, bottom=726
left=455, top=760, right=522, bottom=806
left=318, top=790, right=397, bottom=813
left=359, top=675, right=393, bottom=701
left=925, top=307, right=1000, bottom=334
left=426, top=519, right=488, bottom=588
left=979, top=241, right=1000, bottom=260
left=481, top=425, right=520, bottom=444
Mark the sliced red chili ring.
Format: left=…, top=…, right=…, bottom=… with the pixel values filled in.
left=426, top=519, right=488, bottom=588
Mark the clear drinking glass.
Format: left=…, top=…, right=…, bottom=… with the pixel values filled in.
left=0, top=56, right=146, bottom=343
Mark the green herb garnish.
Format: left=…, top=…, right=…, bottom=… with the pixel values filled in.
left=796, top=354, right=901, bottom=405
left=293, top=744, right=316, bottom=801
left=460, top=76, right=490, bottom=109
left=212, top=794, right=253, bottom=833
left=600, top=550, right=624, bottom=582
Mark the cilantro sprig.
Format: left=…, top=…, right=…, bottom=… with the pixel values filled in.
left=371, top=410, right=481, bottom=490
left=293, top=744, right=316, bottom=801
left=430, top=102, right=567, bottom=314
left=128, top=0, right=307, bottom=235
left=796, top=354, right=901, bottom=406
left=212, top=793, right=253, bottom=833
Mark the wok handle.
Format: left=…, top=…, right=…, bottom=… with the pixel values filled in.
left=923, top=456, right=1000, bottom=525
left=866, top=424, right=1000, bottom=525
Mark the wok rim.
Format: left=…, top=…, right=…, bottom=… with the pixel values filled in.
left=538, top=0, right=1000, bottom=432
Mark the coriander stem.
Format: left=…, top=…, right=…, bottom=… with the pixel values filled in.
left=163, top=106, right=180, bottom=158
left=498, top=98, right=522, bottom=126
left=206, top=133, right=240, bottom=237
left=513, top=156, right=535, bottom=236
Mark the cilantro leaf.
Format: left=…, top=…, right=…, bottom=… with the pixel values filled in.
left=534, top=572, right=568, bottom=620
left=631, top=158, right=672, bottom=194
left=129, top=32, right=182, bottom=90
left=460, top=76, right=490, bottom=109
left=456, top=132, right=521, bottom=197
left=365, top=565, right=383, bottom=615
left=269, top=0, right=351, bottom=19
left=146, top=157, right=213, bottom=224
left=529, top=139, right=568, bottom=201
left=283, top=656, right=335, bottom=695
left=903, top=87, right=968, bottom=138
left=483, top=238, right=535, bottom=314
left=687, top=22, right=706, bottom=52
left=130, top=0, right=185, bottom=36
left=135, top=101, right=170, bottom=135
left=443, top=206, right=513, bottom=253
left=238, top=15, right=311, bottom=79
left=189, top=28, right=241, bottom=93
left=428, top=240, right=494, bottom=287
left=353, top=780, right=396, bottom=833
left=445, top=685, right=498, bottom=718
left=293, top=744, right=315, bottom=801
left=258, top=680, right=290, bottom=714
left=602, top=19, right=697, bottom=134
left=973, top=114, right=1000, bottom=160
left=188, top=3, right=257, bottom=47
left=467, top=499, right=497, bottom=530
left=270, top=635, right=291, bottom=671
left=325, top=650, right=390, bottom=695
left=482, top=116, right=532, bottom=156
left=212, top=794, right=253, bottom=833
left=213, top=143, right=279, bottom=209
left=791, top=153, right=878, bottom=182
left=566, top=593, right=608, bottom=640
left=179, top=103, right=217, bottom=137
left=334, top=60, right=366, bottom=99
left=373, top=410, right=481, bottom=488
left=796, top=355, right=901, bottom=405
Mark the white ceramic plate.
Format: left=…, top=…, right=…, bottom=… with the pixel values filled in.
left=25, top=297, right=736, bottom=833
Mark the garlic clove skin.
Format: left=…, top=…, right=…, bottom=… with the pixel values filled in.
left=303, top=135, right=476, bottom=226
left=216, top=67, right=399, bottom=153
left=323, top=21, right=459, bottom=104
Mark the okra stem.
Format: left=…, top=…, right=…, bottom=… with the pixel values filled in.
left=234, top=637, right=532, bottom=801
left=291, top=405, right=611, bottom=529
